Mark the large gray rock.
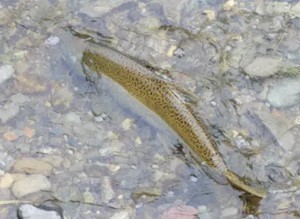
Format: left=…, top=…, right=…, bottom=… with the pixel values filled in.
left=17, top=204, right=61, bottom=219
left=243, top=56, right=282, bottom=77
left=267, top=77, right=300, bottom=107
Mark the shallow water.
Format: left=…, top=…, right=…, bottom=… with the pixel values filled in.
left=0, top=0, right=299, bottom=218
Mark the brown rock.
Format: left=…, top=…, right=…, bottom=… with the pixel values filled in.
left=16, top=73, right=48, bottom=94
left=22, top=126, right=36, bottom=138
left=4, top=131, right=18, bottom=141
left=13, top=157, right=53, bottom=176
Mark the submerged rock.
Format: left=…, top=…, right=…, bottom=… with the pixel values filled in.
left=12, top=174, right=51, bottom=198
left=267, top=77, right=300, bottom=107
left=17, top=204, right=62, bottom=219
left=0, top=65, right=14, bottom=84
left=243, top=57, right=282, bottom=77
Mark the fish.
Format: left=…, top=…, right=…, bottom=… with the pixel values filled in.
left=82, top=46, right=267, bottom=198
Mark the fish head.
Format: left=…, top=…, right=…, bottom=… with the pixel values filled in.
left=82, top=50, right=98, bottom=72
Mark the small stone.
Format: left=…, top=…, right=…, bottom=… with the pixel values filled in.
left=110, top=211, right=130, bottom=219
left=12, top=174, right=51, bottom=198
left=44, top=36, right=60, bottom=46
left=11, top=93, right=30, bottom=103
left=4, top=131, right=18, bottom=141
left=122, top=118, right=133, bottom=130
left=16, top=73, right=48, bottom=94
left=198, top=206, right=212, bottom=219
left=0, top=173, right=14, bottom=189
left=135, top=137, right=142, bottom=145
left=83, top=189, right=95, bottom=204
left=22, top=126, right=36, bottom=138
left=101, top=176, right=116, bottom=203
left=222, top=207, right=239, bottom=217
left=13, top=157, right=53, bottom=176
left=244, top=57, right=283, bottom=77
left=166, top=45, right=177, bottom=57
left=190, top=174, right=198, bottom=182
left=50, top=85, right=73, bottom=111
left=295, top=116, right=300, bottom=125
left=223, top=0, right=236, bottom=10
left=17, top=204, right=61, bottom=219
left=161, top=205, right=198, bottom=219
left=267, top=77, right=300, bottom=107
left=0, top=65, right=14, bottom=84
left=0, top=103, right=20, bottom=123
left=203, top=10, right=215, bottom=21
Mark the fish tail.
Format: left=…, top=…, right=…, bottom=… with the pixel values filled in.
left=225, top=170, right=267, bottom=198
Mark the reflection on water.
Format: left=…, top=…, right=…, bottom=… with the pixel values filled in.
left=0, top=0, right=299, bottom=218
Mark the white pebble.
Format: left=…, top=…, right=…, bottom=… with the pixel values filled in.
left=45, top=36, right=60, bottom=46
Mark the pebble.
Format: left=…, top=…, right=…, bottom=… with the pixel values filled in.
left=203, top=10, right=215, bottom=21
left=267, top=77, right=300, bottom=107
left=0, top=65, right=14, bottom=84
left=0, top=103, right=20, bottom=123
left=44, top=36, right=60, bottom=46
left=4, top=131, right=18, bottom=141
left=0, top=173, right=14, bottom=189
left=222, top=207, right=239, bottom=217
left=17, top=204, right=61, bottom=219
left=13, top=157, right=53, bottom=176
left=243, top=57, right=282, bottom=77
left=122, top=118, right=133, bottom=130
left=16, top=73, right=48, bottom=94
left=223, top=0, right=236, bottom=10
left=110, top=211, right=130, bottom=219
left=198, top=206, right=212, bottom=219
left=101, top=176, right=116, bottom=203
left=22, top=126, right=36, bottom=138
left=12, top=174, right=51, bottom=198
left=135, top=137, right=142, bottom=145
left=11, top=93, right=30, bottom=103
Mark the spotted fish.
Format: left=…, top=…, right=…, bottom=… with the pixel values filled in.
left=82, top=47, right=267, bottom=198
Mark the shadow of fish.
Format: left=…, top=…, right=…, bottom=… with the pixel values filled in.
left=82, top=46, right=267, bottom=198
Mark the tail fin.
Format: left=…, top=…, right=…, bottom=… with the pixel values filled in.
left=225, top=170, right=267, bottom=198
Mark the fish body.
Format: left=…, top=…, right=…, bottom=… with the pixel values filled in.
left=82, top=47, right=266, bottom=198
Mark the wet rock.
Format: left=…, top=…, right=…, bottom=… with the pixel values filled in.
left=110, top=211, right=130, bottom=219
left=22, top=126, right=36, bottom=138
left=0, top=103, right=20, bottom=123
left=17, top=204, right=61, bottom=219
left=4, top=131, right=19, bottom=142
left=161, top=205, right=198, bottom=219
left=0, top=173, right=14, bottom=189
left=122, top=118, right=134, bottom=130
left=198, top=206, right=212, bottom=219
left=0, top=65, right=15, bottom=84
left=162, top=0, right=188, bottom=23
left=16, top=73, right=48, bottom=94
left=79, top=0, right=132, bottom=17
left=50, top=85, right=73, bottom=112
left=11, top=93, right=30, bottom=104
left=13, top=157, right=53, bottom=176
left=243, top=57, right=282, bottom=77
left=44, top=36, right=60, bottom=46
left=101, top=176, right=116, bottom=203
left=223, top=0, right=236, bottom=11
left=267, top=77, right=300, bottom=108
left=131, top=186, right=162, bottom=204
left=12, top=174, right=51, bottom=198
left=291, top=2, right=300, bottom=18
left=222, top=207, right=239, bottom=218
